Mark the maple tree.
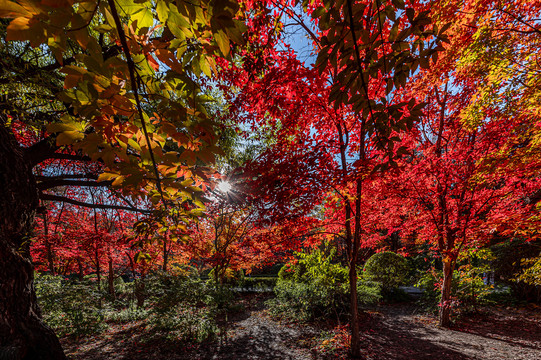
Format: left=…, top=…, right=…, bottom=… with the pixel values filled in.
left=0, top=0, right=247, bottom=358
left=391, top=0, right=541, bottom=327
left=32, top=201, right=137, bottom=298
left=376, top=81, right=532, bottom=326
left=217, top=0, right=445, bottom=356
left=183, top=192, right=261, bottom=283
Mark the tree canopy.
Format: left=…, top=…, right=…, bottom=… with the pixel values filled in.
left=1, top=0, right=541, bottom=359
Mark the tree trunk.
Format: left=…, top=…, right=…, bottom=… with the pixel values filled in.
left=162, top=237, right=168, bottom=272
left=439, top=257, right=455, bottom=327
left=348, top=257, right=360, bottom=358
left=0, top=124, right=66, bottom=359
left=94, top=246, right=102, bottom=309
left=95, top=246, right=101, bottom=291
left=336, top=121, right=362, bottom=358
left=44, top=238, right=55, bottom=276
left=108, top=257, right=115, bottom=299
left=77, top=258, right=84, bottom=281
left=134, top=280, right=145, bottom=308
left=42, top=213, right=55, bottom=275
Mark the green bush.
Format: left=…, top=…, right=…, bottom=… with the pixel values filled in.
left=356, top=279, right=383, bottom=304
left=363, top=252, right=408, bottom=290
left=144, top=271, right=233, bottom=342
left=269, top=245, right=357, bottom=321
left=150, top=306, right=218, bottom=342
left=104, top=305, right=149, bottom=323
left=35, top=273, right=107, bottom=338
left=415, top=270, right=442, bottom=312
left=145, top=271, right=211, bottom=309
left=491, top=239, right=541, bottom=303
left=267, top=280, right=333, bottom=321
left=416, top=252, right=496, bottom=315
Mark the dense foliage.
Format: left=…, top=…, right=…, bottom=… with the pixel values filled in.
left=1, top=0, right=541, bottom=358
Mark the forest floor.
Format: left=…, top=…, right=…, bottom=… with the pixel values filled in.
left=61, top=294, right=541, bottom=360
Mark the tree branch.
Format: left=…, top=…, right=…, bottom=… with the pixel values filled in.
left=108, top=0, right=167, bottom=208
left=38, top=179, right=113, bottom=190
left=40, top=193, right=152, bottom=214
left=35, top=173, right=99, bottom=181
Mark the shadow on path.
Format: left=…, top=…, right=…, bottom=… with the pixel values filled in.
left=62, top=300, right=541, bottom=360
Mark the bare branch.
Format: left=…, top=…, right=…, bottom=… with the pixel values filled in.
left=37, top=179, right=113, bottom=191
left=40, top=193, right=152, bottom=214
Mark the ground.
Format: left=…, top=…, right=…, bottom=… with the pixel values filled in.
left=62, top=295, right=541, bottom=360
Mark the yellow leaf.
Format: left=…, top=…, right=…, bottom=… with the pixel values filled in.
left=0, top=0, right=32, bottom=17
left=56, top=130, right=84, bottom=145
left=98, top=172, right=119, bottom=182
left=47, top=122, right=77, bottom=133
left=112, top=175, right=125, bottom=187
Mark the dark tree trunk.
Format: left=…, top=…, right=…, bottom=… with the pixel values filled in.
left=336, top=121, right=361, bottom=358
left=348, top=256, right=360, bottom=358
left=94, top=245, right=102, bottom=309
left=77, top=258, right=84, bottom=281
left=162, top=237, right=168, bottom=272
left=0, top=124, right=66, bottom=359
left=44, top=239, right=55, bottom=276
left=108, top=257, right=115, bottom=299
left=42, top=213, right=55, bottom=275
left=134, top=280, right=145, bottom=308
left=95, top=247, right=101, bottom=291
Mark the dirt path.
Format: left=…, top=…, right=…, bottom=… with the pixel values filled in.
left=357, top=304, right=541, bottom=360
left=189, top=305, right=316, bottom=360
left=62, top=300, right=540, bottom=360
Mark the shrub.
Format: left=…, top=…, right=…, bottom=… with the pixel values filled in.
left=145, top=271, right=210, bottom=309
left=269, top=245, right=352, bottom=321
left=144, top=271, right=231, bottom=342
left=356, top=279, right=383, bottom=304
left=416, top=251, right=496, bottom=315
left=363, top=251, right=408, bottom=291
left=491, top=239, right=541, bottom=303
left=104, top=305, right=149, bottom=323
left=415, top=270, right=442, bottom=312
left=454, top=249, right=495, bottom=309
left=150, top=306, right=218, bottom=342
left=34, top=273, right=107, bottom=338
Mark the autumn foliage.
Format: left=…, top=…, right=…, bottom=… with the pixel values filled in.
left=1, top=0, right=541, bottom=359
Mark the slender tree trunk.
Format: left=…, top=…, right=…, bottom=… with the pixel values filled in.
left=42, top=212, right=55, bottom=275
left=349, top=155, right=365, bottom=359
left=0, top=124, right=66, bottom=359
left=439, top=257, right=455, bottom=327
left=162, top=236, right=168, bottom=272
left=135, top=278, right=145, bottom=308
left=95, top=247, right=101, bottom=292
left=77, top=258, right=84, bottom=281
left=44, top=239, right=55, bottom=276
left=348, top=255, right=360, bottom=357
left=108, top=257, right=115, bottom=299
left=336, top=121, right=361, bottom=358
left=127, top=253, right=145, bottom=308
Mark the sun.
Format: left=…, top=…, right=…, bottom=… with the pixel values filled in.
left=217, top=181, right=232, bottom=193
